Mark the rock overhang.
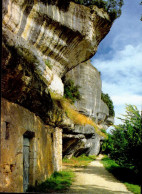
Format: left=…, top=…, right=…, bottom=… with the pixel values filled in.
left=2, top=0, right=113, bottom=126
left=2, top=0, right=112, bottom=76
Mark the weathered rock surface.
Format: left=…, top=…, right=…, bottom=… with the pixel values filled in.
left=3, top=0, right=112, bottom=76
left=63, top=125, right=104, bottom=158
left=2, top=0, right=113, bottom=129
left=63, top=61, right=114, bottom=158
left=65, top=60, right=112, bottom=125
left=2, top=0, right=112, bottom=99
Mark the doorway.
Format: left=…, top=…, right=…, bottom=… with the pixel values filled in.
left=23, top=137, right=30, bottom=192
left=23, top=131, right=35, bottom=192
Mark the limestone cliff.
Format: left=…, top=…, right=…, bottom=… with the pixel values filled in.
left=2, top=0, right=112, bottom=97
left=2, top=0, right=114, bottom=154
left=2, top=0, right=113, bottom=156
left=63, top=124, right=104, bottom=158
left=1, top=0, right=114, bottom=191
left=65, top=60, right=113, bottom=127
left=63, top=60, right=113, bottom=158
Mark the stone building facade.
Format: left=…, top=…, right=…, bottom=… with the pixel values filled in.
left=0, top=98, right=62, bottom=192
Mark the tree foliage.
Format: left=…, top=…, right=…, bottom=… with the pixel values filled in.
left=102, top=105, right=142, bottom=175
left=101, top=92, right=115, bottom=117
left=72, top=0, right=124, bottom=20
left=64, top=79, right=81, bottom=103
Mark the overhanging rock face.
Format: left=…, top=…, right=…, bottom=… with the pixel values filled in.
left=63, top=125, right=104, bottom=158
left=2, top=0, right=112, bottom=95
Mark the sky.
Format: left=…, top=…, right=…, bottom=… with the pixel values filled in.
left=91, top=0, right=142, bottom=126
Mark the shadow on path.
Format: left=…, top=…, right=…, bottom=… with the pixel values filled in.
left=68, top=184, right=131, bottom=194
left=65, top=155, right=132, bottom=194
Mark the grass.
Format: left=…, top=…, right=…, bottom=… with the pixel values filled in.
left=27, top=170, right=75, bottom=193
left=50, top=90, right=63, bottom=100
left=63, top=154, right=96, bottom=167
left=101, top=156, right=141, bottom=194
left=60, top=98, right=106, bottom=138
left=49, top=90, right=106, bottom=138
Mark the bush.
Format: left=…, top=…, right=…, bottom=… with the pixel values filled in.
left=101, top=92, right=115, bottom=117
left=72, top=0, right=124, bottom=19
left=101, top=156, right=141, bottom=193
left=102, top=105, right=142, bottom=175
left=64, top=79, right=81, bottom=103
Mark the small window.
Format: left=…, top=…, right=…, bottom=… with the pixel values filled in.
left=51, top=133, right=53, bottom=142
left=5, top=122, right=10, bottom=140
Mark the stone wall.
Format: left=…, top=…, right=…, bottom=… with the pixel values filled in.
left=0, top=98, right=62, bottom=192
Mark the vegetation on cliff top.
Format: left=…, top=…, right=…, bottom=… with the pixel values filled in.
left=72, top=0, right=124, bottom=20
left=47, top=0, right=123, bottom=20
left=101, top=92, right=115, bottom=117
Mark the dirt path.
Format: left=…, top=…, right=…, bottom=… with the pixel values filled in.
left=66, top=155, right=132, bottom=194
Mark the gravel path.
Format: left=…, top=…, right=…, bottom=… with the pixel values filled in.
left=67, top=155, right=132, bottom=194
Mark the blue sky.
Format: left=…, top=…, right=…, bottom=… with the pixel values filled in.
left=91, top=0, right=142, bottom=125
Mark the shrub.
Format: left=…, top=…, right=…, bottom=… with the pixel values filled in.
left=64, top=79, right=81, bottom=103
left=101, top=156, right=141, bottom=193
left=101, top=92, right=115, bottom=117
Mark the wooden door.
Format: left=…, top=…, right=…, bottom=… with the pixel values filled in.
left=23, top=137, right=30, bottom=192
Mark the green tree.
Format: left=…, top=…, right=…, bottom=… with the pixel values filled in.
left=103, top=105, right=142, bottom=175
left=101, top=92, right=115, bottom=117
